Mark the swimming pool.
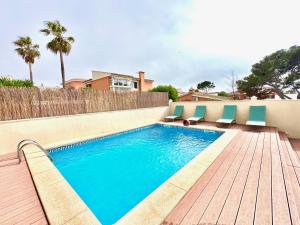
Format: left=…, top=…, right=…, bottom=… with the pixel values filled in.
left=50, top=124, right=223, bottom=225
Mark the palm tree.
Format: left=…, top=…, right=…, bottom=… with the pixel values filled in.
left=40, top=20, right=74, bottom=88
left=13, top=36, right=40, bottom=83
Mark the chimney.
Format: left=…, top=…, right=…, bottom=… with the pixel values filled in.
left=138, top=71, right=145, bottom=91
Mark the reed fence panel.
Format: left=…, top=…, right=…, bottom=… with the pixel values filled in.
left=0, top=87, right=169, bottom=121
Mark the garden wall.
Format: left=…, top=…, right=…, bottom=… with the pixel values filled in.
left=170, top=100, right=300, bottom=138
left=0, top=106, right=169, bottom=155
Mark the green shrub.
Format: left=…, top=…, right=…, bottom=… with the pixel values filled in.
left=150, top=85, right=178, bottom=101
left=0, top=76, right=33, bottom=87
left=218, top=91, right=229, bottom=97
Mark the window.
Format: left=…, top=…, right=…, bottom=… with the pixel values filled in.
left=134, top=81, right=138, bottom=89
left=112, top=79, right=131, bottom=87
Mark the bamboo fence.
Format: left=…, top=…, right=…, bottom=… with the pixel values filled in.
left=0, top=87, right=169, bottom=121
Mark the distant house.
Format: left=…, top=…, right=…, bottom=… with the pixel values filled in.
left=65, top=79, right=87, bottom=90
left=65, top=71, right=153, bottom=92
left=228, top=91, right=248, bottom=100
left=179, top=90, right=231, bottom=101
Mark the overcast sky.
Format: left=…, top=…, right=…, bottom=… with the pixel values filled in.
left=1, top=0, right=299, bottom=91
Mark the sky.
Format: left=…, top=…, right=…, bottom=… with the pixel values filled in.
left=1, top=0, right=300, bottom=91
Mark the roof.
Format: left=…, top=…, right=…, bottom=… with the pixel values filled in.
left=180, top=91, right=231, bottom=101
left=92, top=70, right=154, bottom=81
left=92, top=70, right=133, bottom=80
left=65, top=78, right=86, bottom=83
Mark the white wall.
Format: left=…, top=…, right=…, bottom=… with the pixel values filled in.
left=170, top=100, right=300, bottom=138
left=0, top=107, right=169, bottom=155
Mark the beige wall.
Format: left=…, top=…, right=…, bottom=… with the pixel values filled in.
left=0, top=107, right=169, bottom=155
left=171, top=100, right=300, bottom=138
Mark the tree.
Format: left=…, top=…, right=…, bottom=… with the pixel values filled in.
left=237, top=45, right=300, bottom=99
left=0, top=76, right=33, bottom=87
left=197, top=81, right=215, bottom=93
left=13, top=36, right=40, bottom=83
left=237, top=74, right=265, bottom=98
left=227, top=71, right=238, bottom=98
left=285, top=73, right=300, bottom=99
left=151, top=85, right=178, bottom=101
left=283, top=46, right=300, bottom=99
left=218, top=91, right=228, bottom=97
left=40, top=20, right=75, bottom=88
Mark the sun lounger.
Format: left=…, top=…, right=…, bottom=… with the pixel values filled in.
left=216, top=105, right=237, bottom=124
left=246, top=106, right=266, bottom=126
left=187, top=105, right=206, bottom=124
left=164, top=105, right=184, bottom=122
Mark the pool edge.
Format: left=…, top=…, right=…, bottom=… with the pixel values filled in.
left=115, top=123, right=238, bottom=225
left=23, top=123, right=237, bottom=225
left=22, top=124, right=159, bottom=225
left=23, top=147, right=101, bottom=225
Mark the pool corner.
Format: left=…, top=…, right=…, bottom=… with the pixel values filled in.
left=23, top=146, right=101, bottom=225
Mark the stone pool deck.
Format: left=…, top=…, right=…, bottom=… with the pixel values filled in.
left=0, top=122, right=299, bottom=225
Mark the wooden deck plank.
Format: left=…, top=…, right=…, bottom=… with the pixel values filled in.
left=179, top=132, right=254, bottom=224
left=270, top=129, right=291, bottom=225
left=199, top=132, right=258, bottom=224
left=253, top=128, right=272, bottom=225
left=164, top=126, right=299, bottom=225
left=234, top=130, right=265, bottom=225
left=285, top=138, right=300, bottom=168
left=278, top=133, right=300, bottom=225
left=162, top=131, right=247, bottom=224
left=217, top=131, right=262, bottom=225
left=0, top=161, right=48, bottom=225
left=282, top=135, right=300, bottom=185
left=290, top=138, right=300, bottom=162
left=280, top=133, right=300, bottom=224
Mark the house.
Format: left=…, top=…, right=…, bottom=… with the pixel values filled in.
left=228, top=91, right=248, bottom=100
left=66, top=71, right=153, bottom=92
left=65, top=79, right=87, bottom=90
left=179, top=90, right=231, bottom=101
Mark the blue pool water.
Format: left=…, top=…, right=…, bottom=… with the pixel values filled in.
left=50, top=124, right=222, bottom=225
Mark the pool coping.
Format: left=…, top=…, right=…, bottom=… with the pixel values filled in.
left=115, top=123, right=238, bottom=225
left=23, top=122, right=238, bottom=225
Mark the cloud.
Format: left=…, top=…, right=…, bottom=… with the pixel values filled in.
left=1, top=0, right=299, bottom=91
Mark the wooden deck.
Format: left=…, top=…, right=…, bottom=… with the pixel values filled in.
left=290, top=138, right=300, bottom=161
left=163, top=126, right=300, bottom=225
left=0, top=153, right=48, bottom=225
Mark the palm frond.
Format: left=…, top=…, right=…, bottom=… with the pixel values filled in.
left=66, top=36, right=75, bottom=43
left=41, top=20, right=74, bottom=55
left=40, top=28, right=50, bottom=35
left=13, top=36, right=40, bottom=64
left=46, top=39, right=60, bottom=54
left=61, top=41, right=72, bottom=55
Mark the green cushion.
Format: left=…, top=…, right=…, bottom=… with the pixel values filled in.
left=194, top=105, right=206, bottom=118
left=248, top=106, right=266, bottom=122
left=222, top=105, right=237, bottom=120
left=173, top=105, right=184, bottom=117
